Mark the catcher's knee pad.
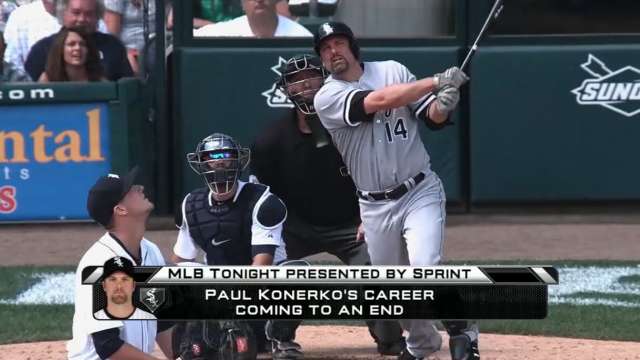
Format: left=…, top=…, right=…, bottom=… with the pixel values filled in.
left=173, top=320, right=258, bottom=360
left=218, top=321, right=258, bottom=360
left=173, top=320, right=222, bottom=360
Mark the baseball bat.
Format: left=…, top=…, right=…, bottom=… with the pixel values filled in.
left=460, top=0, right=504, bottom=72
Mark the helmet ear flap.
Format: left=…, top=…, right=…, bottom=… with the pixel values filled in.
left=350, top=41, right=360, bottom=60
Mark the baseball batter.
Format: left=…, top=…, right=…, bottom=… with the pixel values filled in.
left=313, top=22, right=478, bottom=360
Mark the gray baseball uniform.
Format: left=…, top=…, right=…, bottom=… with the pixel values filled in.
left=315, top=60, right=477, bottom=358
left=315, top=61, right=435, bottom=192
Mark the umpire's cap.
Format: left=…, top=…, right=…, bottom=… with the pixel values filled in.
left=87, top=166, right=139, bottom=227
left=313, top=21, right=360, bottom=59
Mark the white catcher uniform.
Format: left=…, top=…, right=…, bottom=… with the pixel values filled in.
left=315, top=60, right=453, bottom=357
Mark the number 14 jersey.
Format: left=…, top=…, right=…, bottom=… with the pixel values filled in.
left=314, top=60, right=437, bottom=192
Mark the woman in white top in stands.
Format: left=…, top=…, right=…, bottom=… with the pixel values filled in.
left=194, top=0, right=311, bottom=38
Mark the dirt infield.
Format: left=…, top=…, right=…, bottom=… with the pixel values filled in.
left=2, top=214, right=640, bottom=266
left=3, top=326, right=640, bottom=360
left=2, top=214, right=640, bottom=359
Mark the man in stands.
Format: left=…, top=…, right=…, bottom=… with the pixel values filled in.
left=25, top=0, right=132, bottom=81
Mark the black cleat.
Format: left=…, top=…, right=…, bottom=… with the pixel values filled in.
left=397, top=349, right=423, bottom=360
left=378, top=338, right=406, bottom=356
left=449, top=334, right=480, bottom=360
left=271, top=340, right=304, bottom=360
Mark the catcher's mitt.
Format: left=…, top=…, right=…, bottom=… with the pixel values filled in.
left=173, top=320, right=257, bottom=360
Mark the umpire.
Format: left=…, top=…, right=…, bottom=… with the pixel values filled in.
left=251, top=54, right=406, bottom=356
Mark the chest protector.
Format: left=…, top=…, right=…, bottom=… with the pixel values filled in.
left=185, top=184, right=267, bottom=265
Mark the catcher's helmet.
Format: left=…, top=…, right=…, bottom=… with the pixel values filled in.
left=313, top=21, right=360, bottom=59
left=187, top=133, right=250, bottom=197
left=277, top=54, right=327, bottom=114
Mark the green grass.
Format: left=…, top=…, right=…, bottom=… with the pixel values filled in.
left=566, top=292, right=640, bottom=303
left=444, top=260, right=640, bottom=267
left=0, top=266, right=74, bottom=299
left=312, top=304, right=640, bottom=341
left=619, top=275, right=640, bottom=284
left=0, top=266, right=75, bottom=345
left=2, top=304, right=637, bottom=345
left=1, top=263, right=640, bottom=344
left=478, top=304, right=640, bottom=341
left=0, top=304, right=73, bottom=344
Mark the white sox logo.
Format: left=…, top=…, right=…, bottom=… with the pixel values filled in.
left=572, top=54, right=640, bottom=117
left=139, top=288, right=165, bottom=313
left=320, top=23, right=335, bottom=36
left=262, top=57, right=294, bottom=109
left=113, top=257, right=124, bottom=267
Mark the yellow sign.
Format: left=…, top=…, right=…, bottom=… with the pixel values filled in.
left=0, top=108, right=104, bottom=164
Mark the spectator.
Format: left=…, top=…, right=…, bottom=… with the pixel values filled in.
left=39, top=27, right=103, bottom=82
left=167, top=0, right=246, bottom=30
left=1, top=18, right=31, bottom=81
left=25, top=0, right=133, bottom=81
left=194, top=0, right=311, bottom=38
left=103, top=0, right=156, bottom=75
left=196, top=0, right=243, bottom=23
left=2, top=0, right=59, bottom=73
left=275, top=0, right=291, bottom=18
left=0, top=0, right=17, bottom=31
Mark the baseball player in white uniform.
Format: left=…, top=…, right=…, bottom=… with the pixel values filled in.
left=67, top=167, right=173, bottom=360
left=93, top=257, right=157, bottom=321
left=313, top=22, right=479, bottom=360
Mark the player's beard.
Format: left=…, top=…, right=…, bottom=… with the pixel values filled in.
left=330, top=57, right=348, bottom=74
left=110, top=293, right=129, bottom=305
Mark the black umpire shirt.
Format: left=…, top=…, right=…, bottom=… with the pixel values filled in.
left=251, top=111, right=360, bottom=227
left=25, top=31, right=133, bottom=81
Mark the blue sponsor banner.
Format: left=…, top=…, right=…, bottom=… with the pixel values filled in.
left=0, top=103, right=110, bottom=221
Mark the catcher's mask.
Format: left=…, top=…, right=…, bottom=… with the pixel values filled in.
left=187, top=133, right=250, bottom=197
left=277, top=54, right=327, bottom=114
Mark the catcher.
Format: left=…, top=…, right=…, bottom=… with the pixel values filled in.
left=171, top=133, right=297, bottom=360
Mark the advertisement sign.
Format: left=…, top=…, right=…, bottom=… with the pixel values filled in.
left=0, top=103, right=110, bottom=221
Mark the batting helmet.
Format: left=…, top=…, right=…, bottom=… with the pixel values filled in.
left=313, top=21, right=360, bottom=59
left=277, top=54, right=327, bottom=114
left=187, top=133, right=250, bottom=197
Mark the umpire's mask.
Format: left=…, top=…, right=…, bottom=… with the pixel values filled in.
left=277, top=54, right=327, bottom=115
left=187, top=133, right=250, bottom=197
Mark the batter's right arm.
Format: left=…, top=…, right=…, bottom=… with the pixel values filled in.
left=362, top=77, right=438, bottom=114
left=363, top=67, right=468, bottom=115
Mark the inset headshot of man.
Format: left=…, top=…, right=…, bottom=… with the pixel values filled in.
left=94, top=256, right=155, bottom=320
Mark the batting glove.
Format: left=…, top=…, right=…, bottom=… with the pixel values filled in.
left=433, top=66, right=469, bottom=90
left=434, top=85, right=460, bottom=114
